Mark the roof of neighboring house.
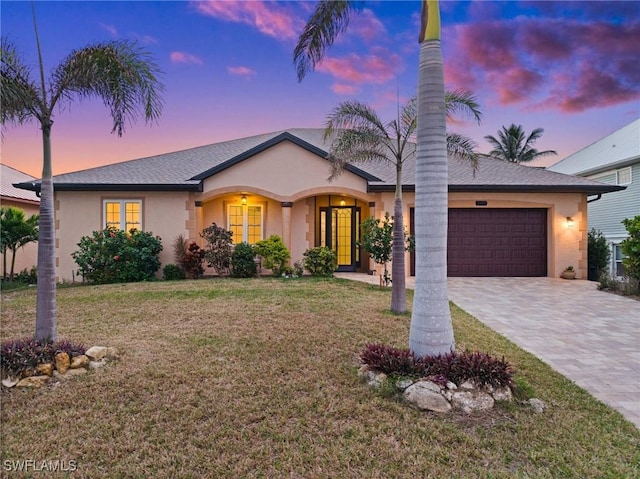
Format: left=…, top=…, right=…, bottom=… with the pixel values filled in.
left=14, top=128, right=623, bottom=195
left=547, top=119, right=640, bottom=176
left=1, top=164, right=40, bottom=204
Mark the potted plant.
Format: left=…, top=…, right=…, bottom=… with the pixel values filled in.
left=561, top=265, right=576, bottom=280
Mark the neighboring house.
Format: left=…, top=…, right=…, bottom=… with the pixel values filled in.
left=14, top=128, right=622, bottom=282
left=1, top=164, right=40, bottom=276
left=548, top=119, right=639, bottom=278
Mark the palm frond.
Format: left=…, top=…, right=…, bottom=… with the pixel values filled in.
left=0, top=37, right=40, bottom=126
left=444, top=89, right=482, bottom=124
left=50, top=40, right=164, bottom=137
left=293, top=1, right=361, bottom=82
left=324, top=100, right=388, bottom=138
left=447, top=132, right=479, bottom=170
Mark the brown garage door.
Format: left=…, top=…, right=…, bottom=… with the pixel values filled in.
left=447, top=208, right=547, bottom=277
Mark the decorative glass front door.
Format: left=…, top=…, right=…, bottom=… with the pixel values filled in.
left=320, top=206, right=360, bottom=271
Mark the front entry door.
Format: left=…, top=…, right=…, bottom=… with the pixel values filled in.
left=320, top=207, right=360, bottom=272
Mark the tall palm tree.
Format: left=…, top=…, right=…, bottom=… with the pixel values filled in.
left=1, top=6, right=163, bottom=341
left=484, top=124, right=557, bottom=163
left=295, top=0, right=455, bottom=356
left=324, top=92, right=481, bottom=314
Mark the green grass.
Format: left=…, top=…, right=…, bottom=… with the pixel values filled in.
left=1, top=278, right=638, bottom=478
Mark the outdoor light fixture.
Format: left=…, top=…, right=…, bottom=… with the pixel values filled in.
left=566, top=217, right=574, bottom=228
left=340, top=199, right=346, bottom=206
left=241, top=195, right=247, bottom=205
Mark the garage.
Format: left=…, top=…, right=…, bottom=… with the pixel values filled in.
left=410, top=208, right=548, bottom=277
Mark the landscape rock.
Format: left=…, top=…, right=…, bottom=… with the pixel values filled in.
left=527, top=398, right=547, bottom=413
left=395, top=379, right=414, bottom=391
left=85, top=346, right=108, bottom=361
left=403, top=381, right=451, bottom=413
left=16, top=375, right=50, bottom=388
left=89, top=360, right=107, bottom=370
left=2, top=377, right=19, bottom=388
left=446, top=381, right=457, bottom=390
left=459, top=380, right=476, bottom=390
left=451, top=390, right=495, bottom=413
left=55, top=352, right=70, bottom=374
left=70, top=355, right=89, bottom=369
left=36, top=363, right=54, bottom=376
left=492, top=386, right=513, bottom=402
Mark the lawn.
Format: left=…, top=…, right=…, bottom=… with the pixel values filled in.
left=1, top=278, right=638, bottom=478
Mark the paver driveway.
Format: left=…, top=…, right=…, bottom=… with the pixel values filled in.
left=336, top=274, right=640, bottom=429
left=447, top=277, right=639, bottom=429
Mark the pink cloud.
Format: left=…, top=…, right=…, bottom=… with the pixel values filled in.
left=192, top=0, right=302, bottom=41
left=317, top=47, right=401, bottom=85
left=100, top=23, right=118, bottom=37
left=444, top=16, right=640, bottom=113
left=227, top=66, right=256, bottom=78
left=170, top=51, right=203, bottom=65
left=332, top=83, right=359, bottom=95
left=350, top=9, right=387, bottom=43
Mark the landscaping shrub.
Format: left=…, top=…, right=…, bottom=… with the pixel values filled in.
left=163, top=264, right=186, bottom=280
left=173, top=235, right=206, bottom=279
left=360, top=343, right=514, bottom=389
left=254, top=235, right=290, bottom=276
left=201, top=223, right=233, bottom=276
left=302, top=246, right=337, bottom=277
left=231, top=242, right=257, bottom=278
left=621, top=215, right=640, bottom=282
left=72, top=228, right=162, bottom=284
left=588, top=228, right=610, bottom=281
left=1, top=337, right=86, bottom=378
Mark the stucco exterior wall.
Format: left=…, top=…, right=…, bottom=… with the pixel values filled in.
left=201, top=141, right=369, bottom=202
left=0, top=198, right=40, bottom=276
left=55, top=190, right=191, bottom=282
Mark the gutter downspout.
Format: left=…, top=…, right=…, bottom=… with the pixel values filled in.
left=587, top=194, right=602, bottom=203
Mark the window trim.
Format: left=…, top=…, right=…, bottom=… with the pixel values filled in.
left=227, top=202, right=264, bottom=244
left=103, top=199, right=143, bottom=231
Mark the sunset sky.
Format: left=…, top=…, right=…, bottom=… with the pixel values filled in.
left=1, top=0, right=638, bottom=178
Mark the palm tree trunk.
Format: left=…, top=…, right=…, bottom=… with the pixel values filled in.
left=390, top=169, right=406, bottom=313
left=35, top=123, right=57, bottom=341
left=409, top=0, right=455, bottom=357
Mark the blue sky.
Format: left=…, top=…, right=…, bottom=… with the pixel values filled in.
left=1, top=1, right=638, bottom=177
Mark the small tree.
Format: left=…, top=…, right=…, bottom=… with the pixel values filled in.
left=360, top=214, right=393, bottom=286
left=588, top=228, right=610, bottom=281
left=254, top=235, right=290, bottom=276
left=201, top=223, right=233, bottom=276
left=0, top=207, right=39, bottom=280
left=621, top=216, right=640, bottom=282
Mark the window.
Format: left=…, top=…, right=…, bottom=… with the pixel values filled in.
left=228, top=204, right=263, bottom=244
left=616, top=167, right=632, bottom=185
left=104, top=200, right=142, bottom=231
left=613, top=244, right=626, bottom=277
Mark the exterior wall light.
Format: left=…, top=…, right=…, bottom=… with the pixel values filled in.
left=566, top=217, right=574, bottom=228
left=241, top=195, right=247, bottom=205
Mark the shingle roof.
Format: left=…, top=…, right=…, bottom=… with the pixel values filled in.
left=14, top=128, right=622, bottom=194
left=547, top=119, right=640, bottom=176
left=1, top=164, right=40, bottom=203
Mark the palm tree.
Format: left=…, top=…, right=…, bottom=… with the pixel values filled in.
left=0, top=6, right=163, bottom=341
left=324, top=92, right=481, bottom=314
left=0, top=206, right=39, bottom=280
left=484, top=124, right=557, bottom=163
left=295, top=0, right=455, bottom=356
